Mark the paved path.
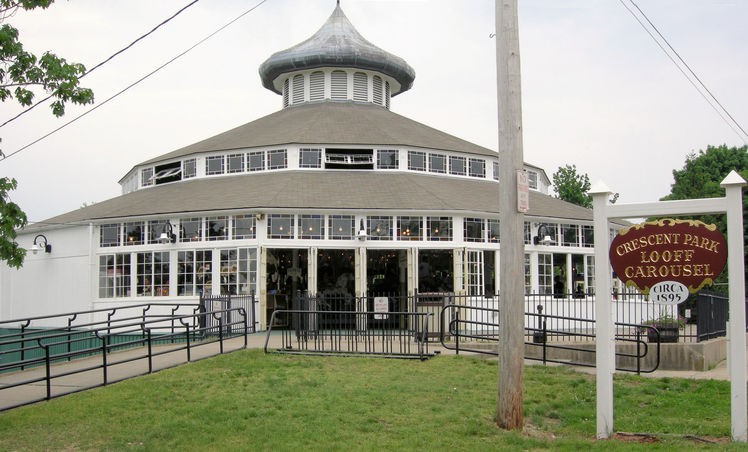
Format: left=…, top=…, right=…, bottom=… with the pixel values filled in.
left=1, top=332, right=744, bottom=411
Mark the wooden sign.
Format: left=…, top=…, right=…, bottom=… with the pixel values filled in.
left=609, top=219, right=727, bottom=294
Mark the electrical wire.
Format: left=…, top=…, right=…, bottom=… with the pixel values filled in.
left=619, top=0, right=748, bottom=144
left=1, top=0, right=269, bottom=162
left=0, top=0, right=201, bottom=129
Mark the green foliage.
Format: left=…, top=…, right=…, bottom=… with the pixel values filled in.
left=0, top=177, right=27, bottom=268
left=0, top=0, right=94, bottom=268
left=660, top=144, right=748, bottom=291
left=552, top=164, right=592, bottom=208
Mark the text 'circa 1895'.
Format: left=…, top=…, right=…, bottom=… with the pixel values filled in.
left=609, top=219, right=727, bottom=295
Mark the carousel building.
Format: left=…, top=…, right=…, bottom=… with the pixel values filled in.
left=1, top=4, right=607, bottom=327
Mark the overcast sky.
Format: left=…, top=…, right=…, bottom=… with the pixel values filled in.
left=1, top=0, right=746, bottom=223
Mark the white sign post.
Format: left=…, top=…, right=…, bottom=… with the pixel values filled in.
left=590, top=170, right=746, bottom=441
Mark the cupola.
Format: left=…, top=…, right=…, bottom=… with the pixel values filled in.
left=258, top=2, right=415, bottom=109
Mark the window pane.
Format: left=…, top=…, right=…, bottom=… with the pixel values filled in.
left=100, top=224, right=120, bottom=247
left=398, top=216, right=421, bottom=240
left=427, top=217, right=451, bottom=241
left=196, top=250, right=212, bottom=295
left=124, top=222, right=144, bottom=245
left=367, top=216, right=392, bottom=240
left=268, top=149, right=287, bottom=169
left=238, top=248, right=257, bottom=295
left=299, top=148, right=322, bottom=168
left=183, top=159, right=196, bottom=179
left=582, top=225, right=594, bottom=247
left=206, top=216, right=228, bottom=241
left=561, top=224, right=579, bottom=246
left=268, top=214, right=293, bottom=239
left=429, top=153, right=446, bottom=173
left=227, top=153, right=244, bottom=173
left=469, top=158, right=485, bottom=178
left=141, top=168, right=153, bottom=187
left=233, top=215, right=256, bottom=239
left=148, top=220, right=168, bottom=244
left=329, top=215, right=354, bottom=240
left=177, top=251, right=195, bottom=296
left=492, top=161, right=499, bottom=181
left=180, top=218, right=202, bottom=242
left=408, top=151, right=426, bottom=171
left=206, top=156, right=224, bottom=175
left=377, top=150, right=398, bottom=169
left=248, top=151, right=265, bottom=171
left=464, top=218, right=484, bottom=242
left=299, top=214, right=324, bottom=239
left=449, top=156, right=466, bottom=175
left=488, top=219, right=500, bottom=243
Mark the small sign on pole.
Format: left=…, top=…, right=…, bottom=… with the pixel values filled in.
left=517, top=170, right=529, bottom=213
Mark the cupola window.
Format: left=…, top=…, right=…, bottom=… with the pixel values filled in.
left=353, top=72, right=367, bottom=102
left=292, top=74, right=304, bottom=104
left=310, top=71, right=324, bottom=101
left=331, top=70, right=347, bottom=100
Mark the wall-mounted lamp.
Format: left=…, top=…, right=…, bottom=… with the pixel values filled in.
left=533, top=224, right=554, bottom=246
left=159, top=221, right=177, bottom=244
left=32, top=234, right=52, bottom=254
left=357, top=219, right=367, bottom=241
left=255, top=213, right=265, bottom=221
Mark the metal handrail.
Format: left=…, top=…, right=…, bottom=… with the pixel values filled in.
left=439, top=303, right=661, bottom=374
left=0, top=307, right=248, bottom=412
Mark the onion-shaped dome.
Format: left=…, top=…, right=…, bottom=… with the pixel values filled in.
left=259, top=3, right=415, bottom=96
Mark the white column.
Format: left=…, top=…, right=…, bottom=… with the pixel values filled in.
left=722, top=171, right=747, bottom=442
left=590, top=182, right=614, bottom=439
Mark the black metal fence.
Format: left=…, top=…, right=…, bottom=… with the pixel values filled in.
left=0, top=304, right=249, bottom=411
left=441, top=303, right=661, bottom=374
left=264, top=293, right=432, bottom=359
left=200, top=293, right=258, bottom=335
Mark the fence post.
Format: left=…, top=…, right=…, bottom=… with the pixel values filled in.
left=42, top=342, right=51, bottom=400
left=146, top=327, right=153, bottom=374
left=218, top=314, right=224, bottom=354
left=241, top=308, right=248, bottom=348
left=19, top=320, right=30, bottom=370
left=455, top=310, right=460, bottom=356
left=99, top=333, right=108, bottom=385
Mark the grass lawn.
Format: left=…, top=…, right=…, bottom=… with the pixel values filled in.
left=0, top=349, right=742, bottom=450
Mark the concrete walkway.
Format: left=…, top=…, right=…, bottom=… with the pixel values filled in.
left=1, top=332, right=744, bottom=411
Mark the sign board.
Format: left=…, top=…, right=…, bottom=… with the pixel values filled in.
left=649, top=280, right=689, bottom=305
left=374, top=297, right=388, bottom=320
left=517, top=170, right=529, bottom=213
left=609, top=219, right=727, bottom=294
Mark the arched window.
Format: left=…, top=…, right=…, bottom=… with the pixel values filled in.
left=373, top=76, right=383, bottom=105
left=292, top=74, right=304, bottom=104
left=310, top=71, right=324, bottom=101
left=282, top=78, right=289, bottom=108
left=331, top=70, right=347, bottom=100
left=353, top=72, right=368, bottom=102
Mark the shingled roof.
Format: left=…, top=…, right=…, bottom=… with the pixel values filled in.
left=36, top=171, right=595, bottom=228
left=134, top=102, right=497, bottom=172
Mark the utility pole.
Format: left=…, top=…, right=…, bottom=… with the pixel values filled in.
left=496, top=0, right=525, bottom=430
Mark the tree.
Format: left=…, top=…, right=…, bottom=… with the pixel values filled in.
left=552, top=164, right=592, bottom=208
left=661, top=144, right=748, bottom=291
left=0, top=0, right=94, bottom=268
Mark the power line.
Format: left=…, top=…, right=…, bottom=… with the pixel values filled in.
left=1, top=0, right=269, bottom=162
left=619, top=0, right=748, bottom=144
left=0, top=0, right=201, bottom=129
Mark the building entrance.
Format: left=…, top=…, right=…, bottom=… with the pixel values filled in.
left=317, top=249, right=356, bottom=311
left=267, top=248, right=308, bottom=327
left=367, top=249, right=409, bottom=317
